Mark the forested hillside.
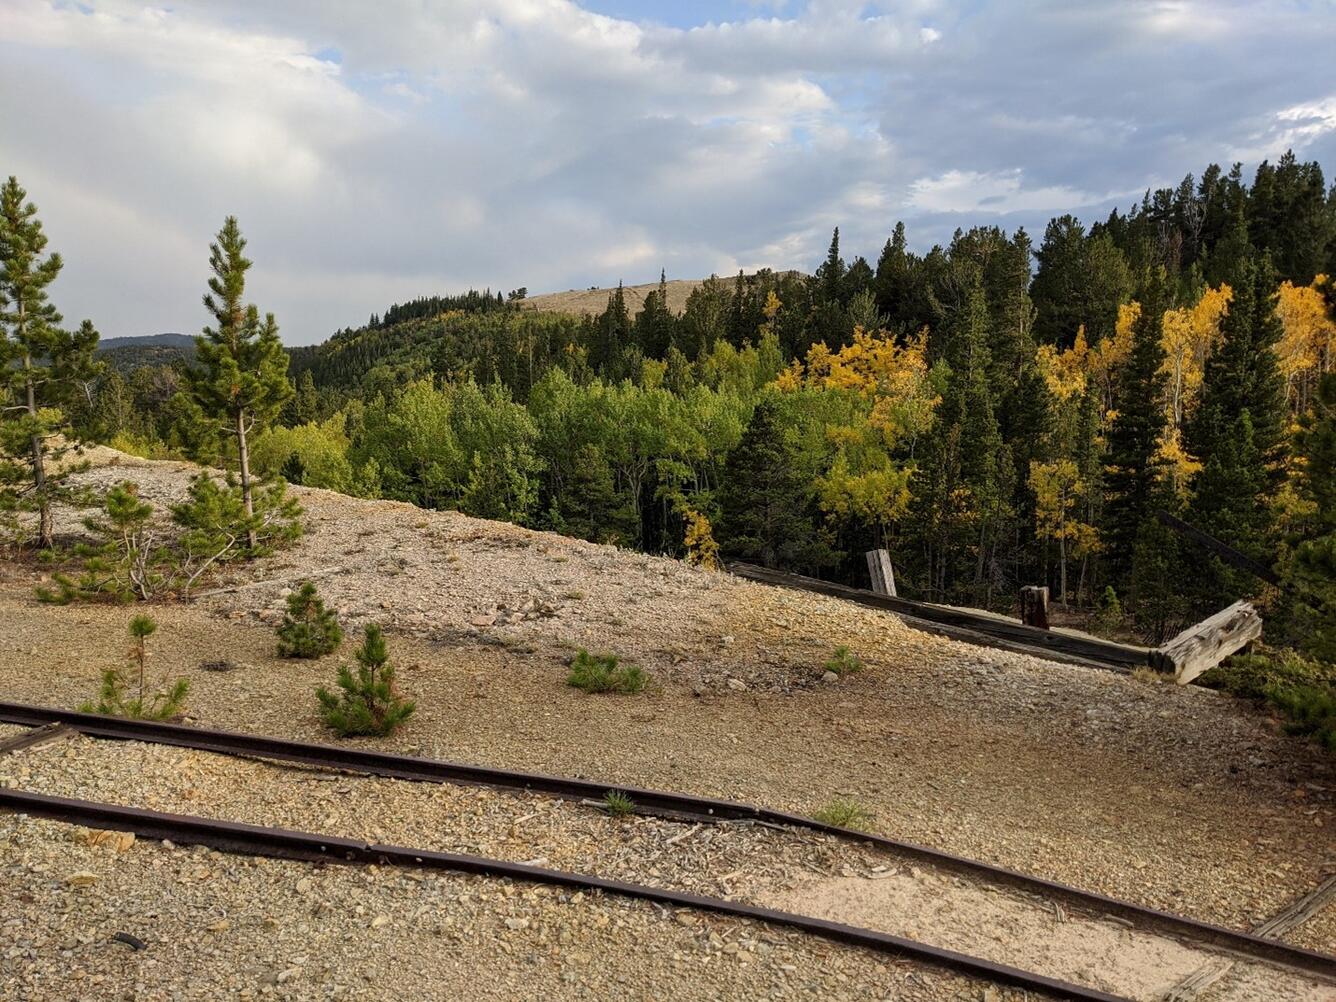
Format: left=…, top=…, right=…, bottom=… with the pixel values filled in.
left=27, top=154, right=1336, bottom=654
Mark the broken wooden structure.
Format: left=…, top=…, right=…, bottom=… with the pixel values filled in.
left=1150, top=600, right=1263, bottom=685
left=1018, top=586, right=1050, bottom=629
left=731, top=563, right=1263, bottom=684
left=864, top=549, right=897, bottom=597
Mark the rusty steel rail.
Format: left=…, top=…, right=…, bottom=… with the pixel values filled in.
left=0, top=787, right=1124, bottom=1002
left=0, top=701, right=1333, bottom=983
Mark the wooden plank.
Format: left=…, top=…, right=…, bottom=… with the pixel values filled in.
left=1152, top=600, right=1262, bottom=685
left=1161, top=874, right=1336, bottom=1001
left=1155, top=510, right=1282, bottom=587
left=864, top=549, right=897, bottom=597
left=1019, top=586, right=1050, bottom=629
left=0, top=723, right=74, bottom=757
left=727, top=562, right=1151, bottom=671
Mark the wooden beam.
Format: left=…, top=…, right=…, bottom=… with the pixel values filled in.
left=0, top=723, right=74, bottom=758
left=1155, top=510, right=1282, bottom=587
left=727, top=562, right=1150, bottom=671
left=1019, top=586, right=1050, bottom=629
left=1161, top=874, right=1336, bottom=1001
left=864, top=549, right=897, bottom=597
left=1151, top=600, right=1262, bottom=685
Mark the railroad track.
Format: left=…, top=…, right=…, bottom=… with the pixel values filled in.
left=1, top=701, right=1334, bottom=998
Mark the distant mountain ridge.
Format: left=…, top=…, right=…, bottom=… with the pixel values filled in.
left=95, top=332, right=196, bottom=353
left=95, top=332, right=196, bottom=374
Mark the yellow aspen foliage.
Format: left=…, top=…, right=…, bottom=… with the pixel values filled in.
left=769, top=327, right=940, bottom=531
left=1159, top=283, right=1231, bottom=430
left=1035, top=327, right=1090, bottom=401
left=1154, top=424, right=1203, bottom=498
left=1276, top=275, right=1335, bottom=414
left=781, top=326, right=939, bottom=442
left=1029, top=459, right=1099, bottom=602
left=682, top=508, right=721, bottom=570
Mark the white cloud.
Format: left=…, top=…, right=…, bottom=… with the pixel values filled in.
left=1, top=0, right=1333, bottom=344
left=906, top=169, right=1098, bottom=215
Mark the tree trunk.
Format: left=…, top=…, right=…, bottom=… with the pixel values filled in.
left=22, top=345, right=53, bottom=549
left=237, top=408, right=258, bottom=550
left=1058, top=535, right=1068, bottom=607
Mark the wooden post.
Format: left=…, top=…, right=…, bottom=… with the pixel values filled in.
left=864, top=549, right=896, bottom=597
left=1019, top=586, right=1050, bottom=630
left=1152, top=600, right=1262, bottom=685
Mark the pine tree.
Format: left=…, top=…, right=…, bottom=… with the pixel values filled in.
left=1287, top=372, right=1336, bottom=661
left=276, top=581, right=344, bottom=658
left=316, top=623, right=415, bottom=737
left=0, top=177, right=101, bottom=548
left=1103, top=269, right=1170, bottom=583
left=718, top=396, right=834, bottom=572
left=186, top=217, right=293, bottom=549
left=1185, top=255, right=1288, bottom=604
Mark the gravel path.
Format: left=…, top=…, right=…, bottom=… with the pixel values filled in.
left=3, top=733, right=1331, bottom=1001
left=2, top=810, right=1011, bottom=1002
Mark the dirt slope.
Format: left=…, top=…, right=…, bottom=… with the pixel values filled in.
left=522, top=277, right=706, bottom=317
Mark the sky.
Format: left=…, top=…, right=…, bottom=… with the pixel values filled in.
left=1, top=1, right=1334, bottom=345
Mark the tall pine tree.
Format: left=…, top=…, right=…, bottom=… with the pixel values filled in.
left=0, top=177, right=101, bottom=549
left=1185, top=254, right=1288, bottom=604
left=186, top=217, right=292, bottom=549
left=1102, top=268, right=1170, bottom=584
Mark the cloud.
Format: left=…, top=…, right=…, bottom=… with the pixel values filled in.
left=1, top=0, right=1333, bottom=344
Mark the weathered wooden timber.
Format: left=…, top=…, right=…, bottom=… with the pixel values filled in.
left=727, top=562, right=1151, bottom=671
left=1019, top=586, right=1051, bottom=629
left=864, top=548, right=897, bottom=597
left=1150, top=600, right=1263, bottom=684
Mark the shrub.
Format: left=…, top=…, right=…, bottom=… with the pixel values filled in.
left=1093, top=586, right=1125, bottom=635
left=811, top=797, right=875, bottom=831
left=36, top=482, right=161, bottom=604
left=1202, top=647, right=1336, bottom=752
left=316, top=624, right=415, bottom=737
left=602, top=791, right=636, bottom=817
left=566, top=649, right=646, bottom=695
left=823, top=645, right=864, bottom=676
left=79, top=615, right=190, bottom=720
left=276, top=581, right=343, bottom=658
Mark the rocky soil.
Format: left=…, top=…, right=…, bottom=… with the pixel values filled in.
left=0, top=448, right=1333, bottom=998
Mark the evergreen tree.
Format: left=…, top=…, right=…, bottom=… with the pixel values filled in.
left=316, top=623, right=415, bottom=737
left=186, top=217, right=293, bottom=549
left=1103, top=269, right=1170, bottom=583
left=0, top=177, right=101, bottom=548
left=718, top=396, right=834, bottom=572
left=277, top=580, right=344, bottom=658
left=1286, top=372, right=1336, bottom=661
left=1185, top=254, right=1289, bottom=605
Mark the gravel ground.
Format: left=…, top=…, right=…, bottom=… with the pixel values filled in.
left=0, top=449, right=1333, bottom=977
left=4, top=734, right=1331, bottom=1001
left=1, top=812, right=1015, bottom=1002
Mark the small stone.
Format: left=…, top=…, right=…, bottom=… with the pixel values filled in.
left=370, top=915, right=390, bottom=929
left=207, top=919, right=231, bottom=933
left=277, top=967, right=302, bottom=984
left=822, top=671, right=840, bottom=683
left=65, top=871, right=98, bottom=887
left=726, top=678, right=747, bottom=692
left=504, top=918, right=529, bottom=931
